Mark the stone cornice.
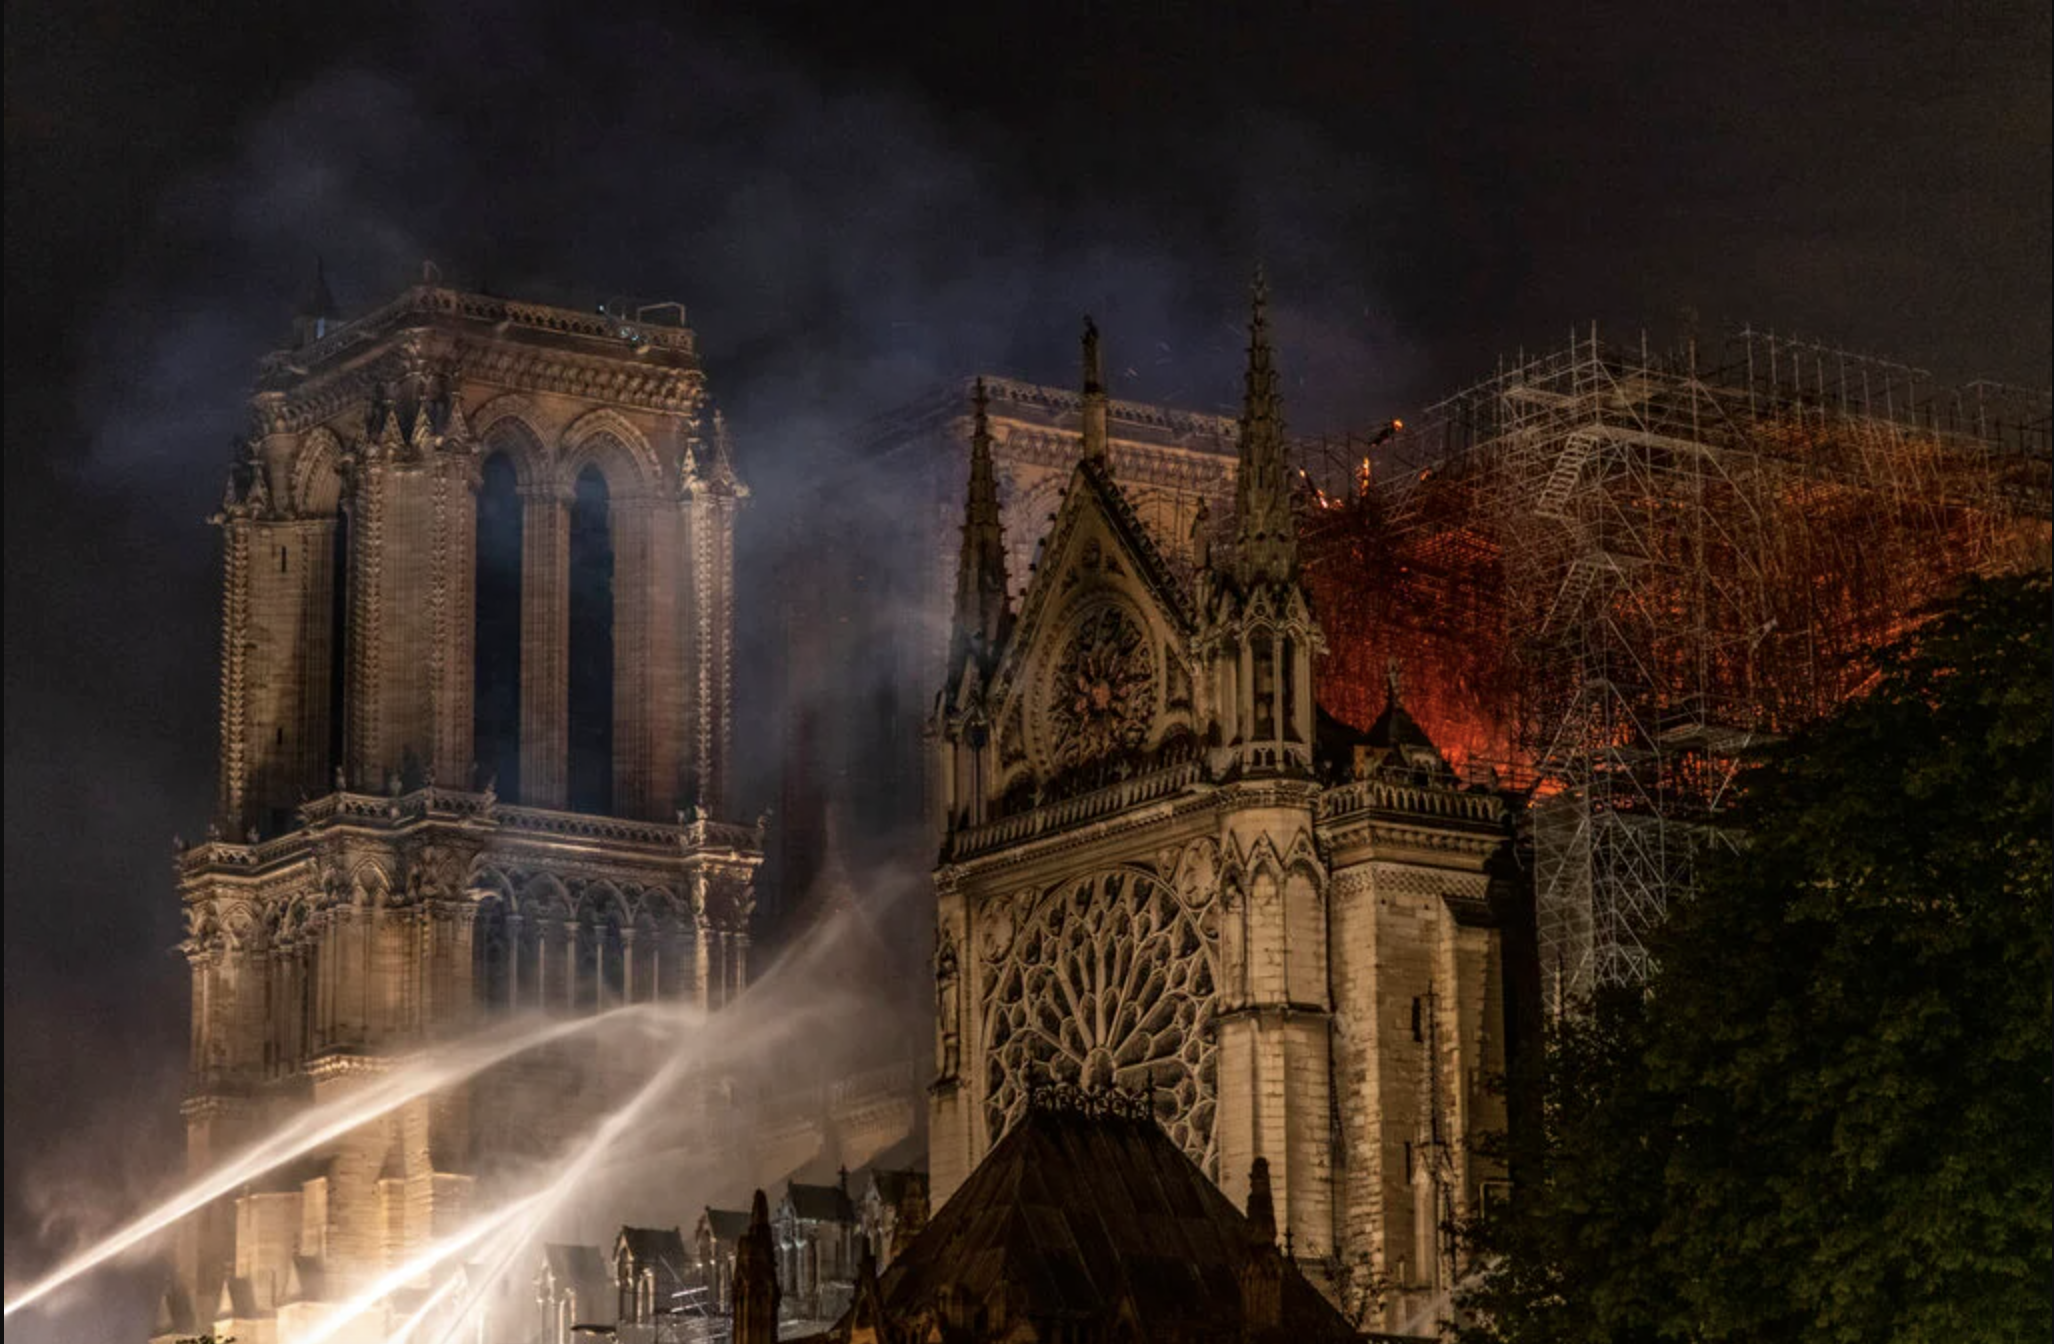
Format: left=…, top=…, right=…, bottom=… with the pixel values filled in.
left=257, top=313, right=705, bottom=433
left=179, top=789, right=762, bottom=885
left=267, top=285, right=697, bottom=374
left=995, top=426, right=1236, bottom=498
left=853, top=376, right=1241, bottom=458
left=1321, top=817, right=1504, bottom=866
left=946, top=761, right=1212, bottom=864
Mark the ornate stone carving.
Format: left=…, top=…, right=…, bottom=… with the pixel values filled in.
left=1046, top=604, right=1154, bottom=770
left=980, top=867, right=1218, bottom=1171
left=934, top=930, right=961, bottom=1079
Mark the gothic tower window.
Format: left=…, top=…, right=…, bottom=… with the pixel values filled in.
left=1281, top=638, right=1300, bottom=743
left=1252, top=630, right=1276, bottom=740
left=474, top=451, right=524, bottom=802
left=473, top=894, right=511, bottom=1009
left=568, top=465, right=616, bottom=815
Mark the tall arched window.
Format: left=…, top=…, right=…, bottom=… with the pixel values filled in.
left=473, top=895, right=511, bottom=1010
left=474, top=452, right=524, bottom=801
left=567, top=465, right=615, bottom=815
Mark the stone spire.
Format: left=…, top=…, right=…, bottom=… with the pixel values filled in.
left=1233, top=267, right=1296, bottom=585
left=1080, top=316, right=1110, bottom=463
left=731, top=1188, right=780, bottom=1344
left=292, top=257, right=339, bottom=349
left=706, top=408, right=742, bottom=492
left=1239, top=1156, right=1285, bottom=1330
left=950, top=378, right=1011, bottom=666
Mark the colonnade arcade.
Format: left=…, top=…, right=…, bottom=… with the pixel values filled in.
left=182, top=842, right=754, bottom=1090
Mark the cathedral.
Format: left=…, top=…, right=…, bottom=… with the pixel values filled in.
left=927, top=288, right=1521, bottom=1329
left=157, top=267, right=1524, bottom=1342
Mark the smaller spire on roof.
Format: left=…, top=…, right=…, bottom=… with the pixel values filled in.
left=1246, top=1156, right=1277, bottom=1246
left=1233, top=265, right=1296, bottom=584
left=707, top=408, right=739, bottom=487
left=946, top=377, right=1011, bottom=689
left=292, top=258, right=340, bottom=349
left=1080, top=316, right=1110, bottom=462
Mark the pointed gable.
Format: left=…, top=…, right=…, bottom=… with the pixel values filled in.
left=985, top=456, right=1201, bottom=789
left=873, top=1104, right=1357, bottom=1342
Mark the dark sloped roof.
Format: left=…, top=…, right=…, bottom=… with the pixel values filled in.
left=785, top=1182, right=857, bottom=1224
left=615, top=1226, right=688, bottom=1272
left=701, top=1206, right=752, bottom=1243
left=877, top=1106, right=1357, bottom=1343
left=1364, top=695, right=1441, bottom=757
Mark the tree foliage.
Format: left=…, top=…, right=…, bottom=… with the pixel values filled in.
left=1460, top=571, right=2053, bottom=1342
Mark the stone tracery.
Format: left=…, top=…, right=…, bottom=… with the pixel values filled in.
left=980, top=866, right=1218, bottom=1171
left=1044, top=603, right=1155, bottom=771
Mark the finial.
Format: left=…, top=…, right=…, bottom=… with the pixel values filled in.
left=1247, top=1156, right=1277, bottom=1245
left=1386, top=657, right=1403, bottom=709
left=950, top=374, right=1011, bottom=666
left=1232, top=266, right=1294, bottom=584
left=1080, top=317, right=1109, bottom=462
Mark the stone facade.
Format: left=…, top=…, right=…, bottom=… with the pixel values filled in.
left=166, top=280, right=762, bottom=1341
left=775, top=370, right=1240, bottom=916
left=929, top=302, right=1520, bottom=1331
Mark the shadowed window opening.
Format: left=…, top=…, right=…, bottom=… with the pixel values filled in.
left=473, top=896, right=510, bottom=1010
left=1282, top=639, right=1300, bottom=742
left=568, top=465, right=615, bottom=815
left=1252, top=632, right=1276, bottom=739
left=327, top=508, right=350, bottom=783
left=474, top=452, right=523, bottom=802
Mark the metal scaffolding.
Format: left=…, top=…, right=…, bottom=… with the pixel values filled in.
left=1297, top=326, right=2051, bottom=1010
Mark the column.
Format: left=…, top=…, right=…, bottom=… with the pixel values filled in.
left=612, top=497, right=653, bottom=819
left=693, top=918, right=712, bottom=1013
left=521, top=486, right=570, bottom=809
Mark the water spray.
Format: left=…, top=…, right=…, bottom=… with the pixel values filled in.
left=292, top=1194, right=543, bottom=1344
left=2, top=1001, right=694, bottom=1319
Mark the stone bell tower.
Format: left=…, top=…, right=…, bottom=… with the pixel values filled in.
left=166, top=274, right=762, bottom=1340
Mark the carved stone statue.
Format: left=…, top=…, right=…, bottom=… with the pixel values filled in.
left=935, top=931, right=962, bottom=1079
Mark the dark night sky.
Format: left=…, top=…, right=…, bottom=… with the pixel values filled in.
left=4, top=0, right=2048, bottom=1333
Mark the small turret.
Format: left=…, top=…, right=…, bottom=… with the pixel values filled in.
left=1080, top=316, right=1110, bottom=462
left=291, top=258, right=340, bottom=349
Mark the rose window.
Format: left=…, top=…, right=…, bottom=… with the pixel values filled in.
left=1047, top=605, right=1154, bottom=769
left=981, top=867, right=1218, bottom=1171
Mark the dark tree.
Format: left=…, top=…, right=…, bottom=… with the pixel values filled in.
left=1461, top=571, right=2053, bottom=1343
